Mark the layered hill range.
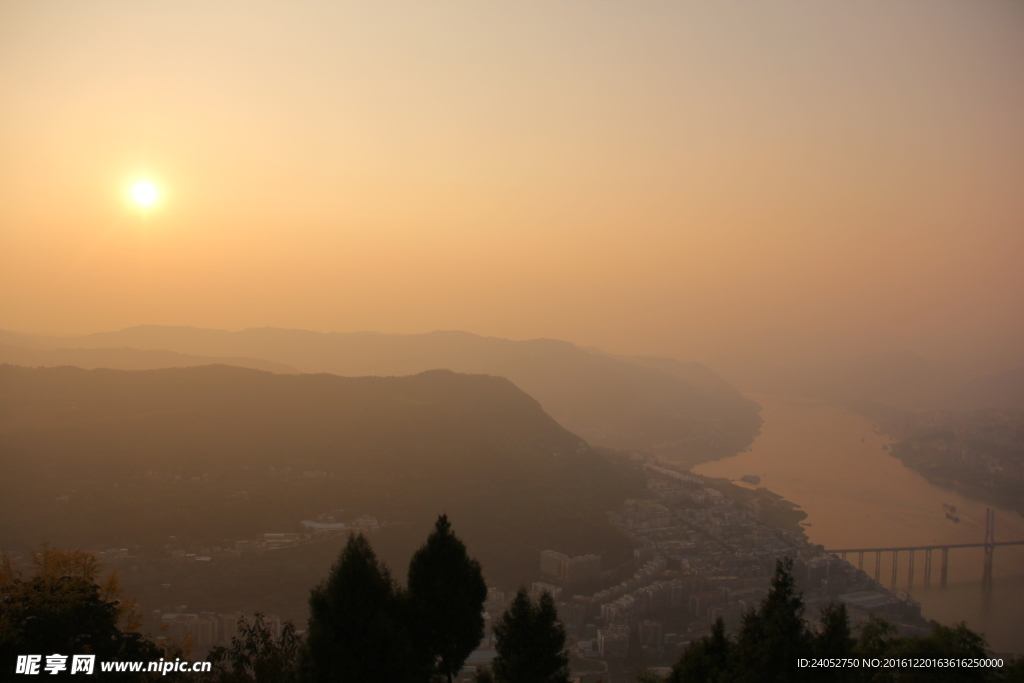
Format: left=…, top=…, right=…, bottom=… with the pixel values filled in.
left=0, top=326, right=761, bottom=465
left=749, top=350, right=1024, bottom=413
left=0, top=364, right=647, bottom=585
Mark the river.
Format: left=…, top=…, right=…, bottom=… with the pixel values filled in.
left=693, top=395, right=1024, bottom=654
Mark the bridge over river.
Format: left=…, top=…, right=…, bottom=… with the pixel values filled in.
left=825, top=509, right=1024, bottom=589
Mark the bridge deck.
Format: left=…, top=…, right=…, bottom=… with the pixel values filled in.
left=825, top=541, right=1024, bottom=553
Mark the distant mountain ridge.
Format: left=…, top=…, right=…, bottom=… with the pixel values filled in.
left=0, top=326, right=762, bottom=466
left=782, top=350, right=954, bottom=411
left=736, top=347, right=1024, bottom=414
left=614, top=353, right=746, bottom=400
left=0, top=342, right=298, bottom=374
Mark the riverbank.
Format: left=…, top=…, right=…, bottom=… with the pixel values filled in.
left=701, top=477, right=808, bottom=538
left=845, top=399, right=1024, bottom=515
left=691, top=394, right=1024, bottom=654
left=888, top=440, right=1024, bottom=517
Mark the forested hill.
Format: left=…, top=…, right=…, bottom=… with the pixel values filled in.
left=1, top=326, right=762, bottom=465
left=0, top=364, right=646, bottom=585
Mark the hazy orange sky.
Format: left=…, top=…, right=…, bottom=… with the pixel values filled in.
left=2, top=1, right=1022, bottom=365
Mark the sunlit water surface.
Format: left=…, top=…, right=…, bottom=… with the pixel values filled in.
left=693, top=395, right=1024, bottom=654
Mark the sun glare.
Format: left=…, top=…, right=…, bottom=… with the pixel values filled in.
left=130, top=180, right=159, bottom=208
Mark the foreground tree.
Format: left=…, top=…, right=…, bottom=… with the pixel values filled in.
left=489, top=589, right=570, bottom=683
left=668, top=558, right=1003, bottom=683
left=668, top=617, right=733, bottom=683
left=810, top=602, right=855, bottom=683
left=815, top=602, right=853, bottom=660
left=735, top=557, right=813, bottom=682
left=408, top=514, right=488, bottom=683
left=854, top=618, right=995, bottom=683
left=0, top=545, right=164, bottom=681
left=637, top=672, right=670, bottom=683
left=301, top=533, right=429, bottom=683
left=207, top=613, right=301, bottom=683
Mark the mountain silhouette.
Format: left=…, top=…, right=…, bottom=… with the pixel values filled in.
left=1, top=326, right=761, bottom=465
left=0, top=364, right=646, bottom=586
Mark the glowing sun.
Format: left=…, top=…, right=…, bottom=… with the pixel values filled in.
left=130, top=180, right=160, bottom=208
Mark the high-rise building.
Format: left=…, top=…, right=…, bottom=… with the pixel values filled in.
left=597, top=625, right=629, bottom=658
left=165, top=614, right=197, bottom=644
left=530, top=582, right=562, bottom=601
left=485, top=587, right=505, bottom=616
left=195, top=613, right=219, bottom=649
left=540, top=550, right=568, bottom=578
left=638, top=620, right=663, bottom=648
left=218, top=613, right=245, bottom=645
left=566, top=554, right=601, bottom=583
left=540, top=550, right=602, bottom=584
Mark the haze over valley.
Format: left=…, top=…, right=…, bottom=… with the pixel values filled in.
left=2, top=1, right=1023, bottom=680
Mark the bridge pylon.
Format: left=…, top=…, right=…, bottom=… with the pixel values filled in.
left=983, top=508, right=995, bottom=586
